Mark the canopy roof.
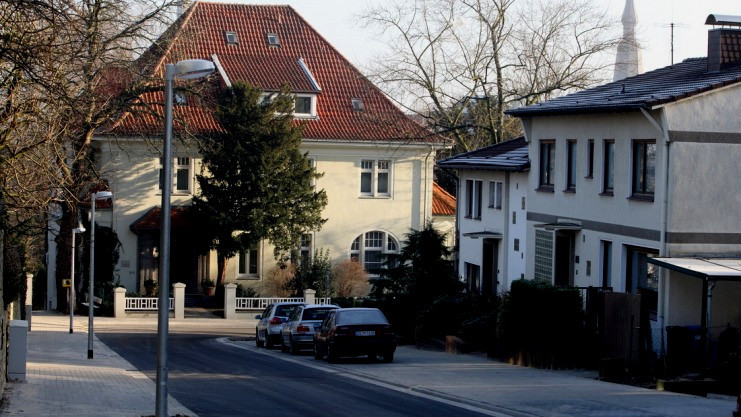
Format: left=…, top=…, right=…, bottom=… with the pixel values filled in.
left=648, top=257, right=741, bottom=281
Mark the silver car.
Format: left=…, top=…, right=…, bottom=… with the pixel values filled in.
left=281, top=304, right=340, bottom=354
left=255, top=302, right=305, bottom=348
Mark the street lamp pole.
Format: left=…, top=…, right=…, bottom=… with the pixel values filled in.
left=70, top=222, right=85, bottom=334
left=88, top=190, right=112, bottom=359
left=156, top=59, right=214, bottom=417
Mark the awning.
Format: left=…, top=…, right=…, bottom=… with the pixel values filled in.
left=130, top=206, right=194, bottom=233
left=462, top=231, right=503, bottom=239
left=533, top=222, right=582, bottom=231
left=648, top=257, right=741, bottom=281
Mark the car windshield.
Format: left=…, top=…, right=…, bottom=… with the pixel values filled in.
left=302, top=308, right=335, bottom=321
left=336, top=310, right=388, bottom=325
left=275, top=304, right=301, bottom=317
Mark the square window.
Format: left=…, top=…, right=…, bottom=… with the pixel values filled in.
left=359, top=159, right=391, bottom=197
left=351, top=98, right=364, bottom=111
left=224, top=31, right=238, bottom=44
left=488, top=181, right=503, bottom=209
left=266, top=33, right=280, bottom=46
left=294, top=96, right=312, bottom=114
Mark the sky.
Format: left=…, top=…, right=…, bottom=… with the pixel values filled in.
left=214, top=0, right=740, bottom=74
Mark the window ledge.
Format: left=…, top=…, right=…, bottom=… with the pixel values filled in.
left=488, top=205, right=502, bottom=210
left=563, top=188, right=576, bottom=194
left=359, top=195, right=391, bottom=199
left=599, top=191, right=614, bottom=197
left=237, top=276, right=260, bottom=281
left=584, top=175, right=593, bottom=180
left=628, top=194, right=654, bottom=202
left=535, top=186, right=554, bottom=193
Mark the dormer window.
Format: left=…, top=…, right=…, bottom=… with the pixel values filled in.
left=351, top=98, right=364, bottom=111
left=224, top=31, right=238, bottom=45
left=266, top=33, right=280, bottom=46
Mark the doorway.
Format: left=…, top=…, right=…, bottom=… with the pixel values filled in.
left=482, top=239, right=499, bottom=297
left=554, top=233, right=574, bottom=286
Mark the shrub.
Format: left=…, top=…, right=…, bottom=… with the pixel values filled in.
left=332, top=260, right=369, bottom=298
left=496, top=279, right=586, bottom=368
left=236, top=283, right=259, bottom=298
left=260, top=264, right=294, bottom=297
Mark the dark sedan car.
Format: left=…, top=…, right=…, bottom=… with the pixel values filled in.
left=313, top=308, right=397, bottom=363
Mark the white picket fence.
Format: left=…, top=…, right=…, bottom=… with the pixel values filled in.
left=235, top=297, right=332, bottom=310
left=125, top=297, right=174, bottom=311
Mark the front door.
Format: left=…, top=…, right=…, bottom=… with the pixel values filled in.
left=554, top=234, right=573, bottom=286
left=481, top=239, right=499, bottom=297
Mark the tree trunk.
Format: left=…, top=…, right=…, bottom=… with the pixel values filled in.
left=54, top=203, right=76, bottom=311
left=216, top=253, right=229, bottom=286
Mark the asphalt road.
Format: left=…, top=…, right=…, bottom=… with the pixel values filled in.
left=97, top=331, right=490, bottom=417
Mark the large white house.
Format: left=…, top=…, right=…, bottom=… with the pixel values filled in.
left=437, top=138, right=529, bottom=297
left=506, top=15, right=741, bottom=344
left=47, top=2, right=447, bottom=302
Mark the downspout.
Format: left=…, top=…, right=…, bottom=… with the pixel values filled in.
left=502, top=171, right=510, bottom=294
left=423, top=148, right=432, bottom=226
left=442, top=167, right=461, bottom=281
left=641, top=107, right=671, bottom=354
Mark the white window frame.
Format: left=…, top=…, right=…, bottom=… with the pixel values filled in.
left=350, top=231, right=399, bottom=275
left=158, top=157, right=193, bottom=195
left=359, top=159, right=392, bottom=198
left=299, top=233, right=313, bottom=262
left=293, top=94, right=316, bottom=118
left=238, top=246, right=259, bottom=278
left=488, top=181, right=503, bottom=210
left=465, top=179, right=482, bottom=219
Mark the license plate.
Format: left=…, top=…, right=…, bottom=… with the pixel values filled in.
left=355, top=331, right=375, bottom=336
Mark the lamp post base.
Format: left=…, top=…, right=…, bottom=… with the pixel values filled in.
left=88, top=350, right=93, bottom=359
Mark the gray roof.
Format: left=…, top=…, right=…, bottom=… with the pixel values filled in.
left=437, top=137, right=529, bottom=172
left=506, top=57, right=741, bottom=117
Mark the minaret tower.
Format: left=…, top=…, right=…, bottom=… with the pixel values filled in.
left=613, top=0, right=643, bottom=81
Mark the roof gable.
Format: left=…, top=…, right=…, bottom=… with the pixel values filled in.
left=109, top=2, right=443, bottom=145
left=432, top=182, right=456, bottom=216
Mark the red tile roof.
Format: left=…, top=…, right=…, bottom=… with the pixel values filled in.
left=129, top=206, right=194, bottom=232
left=108, top=2, right=445, bottom=145
left=432, top=182, right=456, bottom=216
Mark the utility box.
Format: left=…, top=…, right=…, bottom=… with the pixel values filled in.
left=8, top=320, right=28, bottom=381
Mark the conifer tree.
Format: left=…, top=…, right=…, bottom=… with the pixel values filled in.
left=193, top=82, right=327, bottom=284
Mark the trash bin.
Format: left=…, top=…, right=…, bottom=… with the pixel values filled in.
left=666, top=326, right=690, bottom=377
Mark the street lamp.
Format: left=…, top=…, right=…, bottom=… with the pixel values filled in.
left=70, top=221, right=86, bottom=334
left=157, top=58, right=215, bottom=417
left=88, top=190, right=113, bottom=359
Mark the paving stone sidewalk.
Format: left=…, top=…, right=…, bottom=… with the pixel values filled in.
left=1, top=311, right=195, bottom=417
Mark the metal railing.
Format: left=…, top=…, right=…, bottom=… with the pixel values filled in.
left=235, top=297, right=332, bottom=310
left=126, top=297, right=174, bottom=311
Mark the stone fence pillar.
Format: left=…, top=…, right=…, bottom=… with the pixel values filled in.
left=224, top=284, right=237, bottom=320
left=304, top=289, right=316, bottom=305
left=114, top=287, right=126, bottom=318
left=173, top=283, right=185, bottom=320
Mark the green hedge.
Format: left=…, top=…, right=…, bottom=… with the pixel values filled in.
left=497, top=279, right=587, bottom=368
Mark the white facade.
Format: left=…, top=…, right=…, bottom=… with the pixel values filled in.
left=93, top=136, right=439, bottom=294
left=520, top=84, right=741, bottom=330
left=456, top=169, right=528, bottom=296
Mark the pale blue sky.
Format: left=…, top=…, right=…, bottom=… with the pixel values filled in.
left=221, top=0, right=739, bottom=73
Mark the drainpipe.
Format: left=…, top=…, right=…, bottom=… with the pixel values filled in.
left=502, top=171, right=510, bottom=293
left=641, top=107, right=671, bottom=354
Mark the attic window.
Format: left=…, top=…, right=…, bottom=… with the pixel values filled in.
left=224, top=31, right=238, bottom=45
left=351, top=98, right=364, bottom=111
left=266, top=33, right=280, bottom=46
left=174, top=93, right=187, bottom=106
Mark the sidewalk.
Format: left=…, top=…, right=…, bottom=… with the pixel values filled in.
left=1, top=311, right=198, bottom=417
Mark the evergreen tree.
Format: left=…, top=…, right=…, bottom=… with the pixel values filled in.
left=193, top=82, right=328, bottom=284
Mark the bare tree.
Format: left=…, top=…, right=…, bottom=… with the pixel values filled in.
left=360, top=0, right=620, bottom=152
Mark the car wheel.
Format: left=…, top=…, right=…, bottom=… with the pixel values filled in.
left=327, top=344, right=339, bottom=363
left=290, top=337, right=300, bottom=355
left=313, top=343, right=323, bottom=360
left=382, top=351, right=394, bottom=363
left=280, top=336, right=289, bottom=353
left=367, top=352, right=377, bottom=362
left=256, top=329, right=264, bottom=347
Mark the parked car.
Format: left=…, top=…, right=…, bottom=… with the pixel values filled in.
left=255, top=302, right=305, bottom=348
left=313, top=308, right=397, bottom=363
left=280, top=304, right=340, bottom=355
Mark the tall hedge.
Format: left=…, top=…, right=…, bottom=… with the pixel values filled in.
left=496, top=279, right=587, bottom=369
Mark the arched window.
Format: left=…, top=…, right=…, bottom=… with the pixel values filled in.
left=350, top=231, right=399, bottom=273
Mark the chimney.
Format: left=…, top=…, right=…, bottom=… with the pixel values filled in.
left=705, top=14, right=741, bottom=72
